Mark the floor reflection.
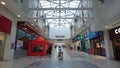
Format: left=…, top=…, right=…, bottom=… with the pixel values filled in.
left=25, top=60, right=100, bottom=68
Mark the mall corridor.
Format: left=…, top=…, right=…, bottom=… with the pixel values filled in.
left=0, top=0, right=120, bottom=68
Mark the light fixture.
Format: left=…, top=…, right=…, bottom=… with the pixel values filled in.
left=31, top=23, right=34, bottom=25
left=105, top=26, right=108, bottom=28
left=35, top=26, right=38, bottom=29
left=24, top=28, right=27, bottom=30
left=36, top=27, right=38, bottom=29
left=1, top=1, right=6, bottom=5
left=17, top=15, right=21, bottom=17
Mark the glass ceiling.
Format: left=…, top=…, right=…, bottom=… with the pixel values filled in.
left=28, top=0, right=93, bottom=27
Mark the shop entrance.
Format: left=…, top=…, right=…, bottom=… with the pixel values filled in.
left=90, top=37, right=106, bottom=56
left=0, top=32, right=6, bottom=61
left=112, top=39, right=120, bottom=60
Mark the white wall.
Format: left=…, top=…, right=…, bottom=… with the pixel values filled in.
left=49, top=27, right=71, bottom=39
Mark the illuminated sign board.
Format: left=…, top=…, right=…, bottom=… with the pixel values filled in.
left=109, top=26, right=120, bottom=40
left=115, top=28, right=120, bottom=34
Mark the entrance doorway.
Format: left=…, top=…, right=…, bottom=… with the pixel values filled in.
left=0, top=32, right=6, bottom=61
left=112, top=39, right=120, bottom=60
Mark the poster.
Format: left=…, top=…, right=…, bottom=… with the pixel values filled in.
left=16, top=40, right=23, bottom=50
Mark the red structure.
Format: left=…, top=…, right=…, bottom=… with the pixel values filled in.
left=0, top=14, right=12, bottom=34
left=28, top=37, right=47, bottom=56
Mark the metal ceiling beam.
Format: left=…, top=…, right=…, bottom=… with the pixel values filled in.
left=29, top=17, right=93, bottom=19
left=29, top=7, right=93, bottom=10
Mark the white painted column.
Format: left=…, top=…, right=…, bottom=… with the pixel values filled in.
left=104, top=30, right=114, bottom=60
left=3, top=19, right=17, bottom=60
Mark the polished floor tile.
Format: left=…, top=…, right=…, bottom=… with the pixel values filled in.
left=0, top=48, right=120, bottom=68
left=25, top=60, right=99, bottom=68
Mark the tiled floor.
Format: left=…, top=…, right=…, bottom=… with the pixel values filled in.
left=0, top=48, right=120, bottom=68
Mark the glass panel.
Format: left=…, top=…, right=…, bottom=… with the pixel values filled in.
left=17, top=29, right=26, bottom=40
left=28, top=0, right=93, bottom=28
left=26, top=33, right=32, bottom=40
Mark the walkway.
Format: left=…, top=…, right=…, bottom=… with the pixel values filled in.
left=0, top=48, right=120, bottom=68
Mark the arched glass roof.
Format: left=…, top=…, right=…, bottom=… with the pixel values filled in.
left=28, top=0, right=93, bottom=27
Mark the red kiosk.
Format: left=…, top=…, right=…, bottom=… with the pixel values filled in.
left=28, top=37, right=47, bottom=56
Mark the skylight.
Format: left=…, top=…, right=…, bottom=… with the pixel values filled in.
left=28, top=0, right=93, bottom=27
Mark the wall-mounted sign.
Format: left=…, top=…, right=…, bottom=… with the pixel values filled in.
left=58, top=39, right=62, bottom=41
left=115, top=28, right=120, bottom=34
left=109, top=26, right=120, bottom=40
left=72, top=35, right=80, bottom=43
left=16, top=40, right=23, bottom=50
left=55, top=36, right=65, bottom=38
left=11, top=43, right=14, bottom=49
left=87, top=31, right=98, bottom=40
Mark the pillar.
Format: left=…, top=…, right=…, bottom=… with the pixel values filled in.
left=104, top=30, right=114, bottom=60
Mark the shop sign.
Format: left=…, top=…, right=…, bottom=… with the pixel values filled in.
left=115, top=28, right=120, bottom=34
left=109, top=26, right=120, bottom=40
left=72, top=35, right=80, bottom=43
left=87, top=31, right=98, bottom=39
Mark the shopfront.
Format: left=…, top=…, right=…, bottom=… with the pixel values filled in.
left=14, top=22, right=40, bottom=59
left=88, top=31, right=106, bottom=56
left=79, top=35, right=88, bottom=52
left=109, top=26, right=120, bottom=60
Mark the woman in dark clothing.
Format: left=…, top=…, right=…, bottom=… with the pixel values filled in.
left=47, top=44, right=52, bottom=56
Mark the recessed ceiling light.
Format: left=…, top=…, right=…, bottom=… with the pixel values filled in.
left=24, top=28, right=27, bottom=29
left=36, top=27, right=38, bottom=29
left=17, top=15, right=21, bottom=17
left=31, top=24, right=34, bottom=25
left=1, top=1, right=6, bottom=5
left=105, top=26, right=108, bottom=28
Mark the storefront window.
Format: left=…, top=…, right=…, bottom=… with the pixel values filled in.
left=17, top=29, right=25, bottom=40
left=15, top=29, right=36, bottom=50
left=26, top=33, right=33, bottom=40
left=112, top=39, right=120, bottom=60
